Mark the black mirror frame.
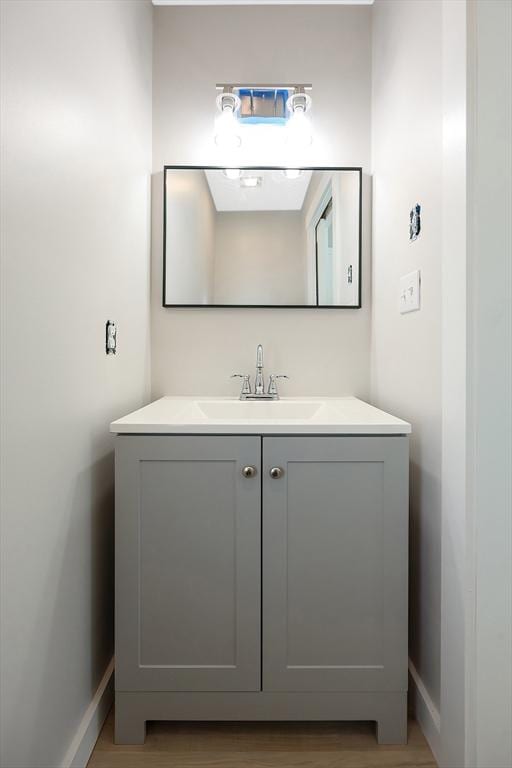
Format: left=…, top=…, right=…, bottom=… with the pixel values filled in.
left=162, top=165, right=362, bottom=309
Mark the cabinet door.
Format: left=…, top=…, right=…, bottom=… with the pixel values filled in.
left=116, top=435, right=261, bottom=692
left=263, top=436, right=408, bottom=692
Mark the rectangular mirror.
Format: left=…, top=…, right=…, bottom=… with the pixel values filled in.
left=163, top=166, right=362, bottom=308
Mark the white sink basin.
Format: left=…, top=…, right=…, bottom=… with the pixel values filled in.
left=196, top=399, right=322, bottom=421
left=110, top=396, right=412, bottom=435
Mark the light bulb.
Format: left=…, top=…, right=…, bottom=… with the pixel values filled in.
left=223, top=168, right=241, bottom=180
left=283, top=169, right=303, bottom=180
left=286, top=108, right=313, bottom=148
left=214, top=107, right=241, bottom=149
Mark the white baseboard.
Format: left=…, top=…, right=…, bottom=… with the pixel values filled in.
left=60, top=657, right=114, bottom=768
left=409, top=658, right=441, bottom=766
left=60, top=657, right=438, bottom=767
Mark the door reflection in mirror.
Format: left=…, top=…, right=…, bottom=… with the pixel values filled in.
left=315, top=198, right=333, bottom=306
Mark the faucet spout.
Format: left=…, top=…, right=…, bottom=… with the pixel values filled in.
left=255, top=344, right=264, bottom=394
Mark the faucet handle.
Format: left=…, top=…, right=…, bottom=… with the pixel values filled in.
left=268, top=374, right=289, bottom=396
left=231, top=373, right=251, bottom=395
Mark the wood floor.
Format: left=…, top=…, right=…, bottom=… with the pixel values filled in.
left=88, top=709, right=437, bottom=768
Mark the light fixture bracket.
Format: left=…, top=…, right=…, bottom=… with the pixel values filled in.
left=216, top=83, right=312, bottom=92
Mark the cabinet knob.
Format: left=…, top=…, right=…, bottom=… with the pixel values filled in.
left=242, top=465, right=257, bottom=478
left=269, top=467, right=284, bottom=479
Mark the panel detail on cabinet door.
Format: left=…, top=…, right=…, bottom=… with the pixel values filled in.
left=262, top=436, right=408, bottom=693
left=115, top=435, right=261, bottom=693
left=286, top=460, right=384, bottom=669
left=139, top=459, right=237, bottom=667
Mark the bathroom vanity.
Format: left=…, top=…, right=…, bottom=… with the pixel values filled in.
left=111, top=397, right=411, bottom=745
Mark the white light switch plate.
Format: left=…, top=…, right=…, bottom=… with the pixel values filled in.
left=400, top=270, right=421, bottom=313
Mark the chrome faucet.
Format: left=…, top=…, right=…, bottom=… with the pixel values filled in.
left=254, top=344, right=265, bottom=395
left=231, top=344, right=289, bottom=400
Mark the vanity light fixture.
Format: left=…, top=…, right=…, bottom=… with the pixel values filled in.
left=286, top=89, right=313, bottom=148
left=223, top=168, right=241, bottom=180
left=283, top=169, right=303, bottom=180
left=214, top=84, right=313, bottom=149
left=214, top=89, right=242, bottom=149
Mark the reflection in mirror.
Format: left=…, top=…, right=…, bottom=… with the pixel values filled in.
left=163, top=167, right=361, bottom=307
left=316, top=198, right=333, bottom=304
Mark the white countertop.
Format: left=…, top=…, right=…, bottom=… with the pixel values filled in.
left=110, top=396, right=411, bottom=435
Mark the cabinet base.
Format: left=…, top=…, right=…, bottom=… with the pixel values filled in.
left=115, top=690, right=408, bottom=746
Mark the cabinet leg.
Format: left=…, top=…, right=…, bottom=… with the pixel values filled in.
left=376, top=694, right=408, bottom=744
left=115, top=695, right=146, bottom=745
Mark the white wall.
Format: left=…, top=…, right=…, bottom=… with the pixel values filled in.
left=371, top=0, right=443, bottom=758
left=465, top=2, right=512, bottom=766
left=440, top=0, right=467, bottom=765
left=0, top=2, right=152, bottom=767
left=213, top=211, right=305, bottom=305
left=151, top=4, right=372, bottom=397
left=165, top=170, right=216, bottom=304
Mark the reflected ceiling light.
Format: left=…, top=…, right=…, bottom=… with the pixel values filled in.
left=283, top=169, right=303, bottom=180
left=240, top=176, right=261, bottom=188
left=223, top=168, right=241, bottom=180
left=286, top=90, right=313, bottom=148
left=214, top=89, right=241, bottom=149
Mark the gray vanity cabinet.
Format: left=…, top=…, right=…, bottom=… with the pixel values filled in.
left=262, top=436, right=408, bottom=693
left=115, top=435, right=261, bottom=693
left=115, top=433, right=409, bottom=745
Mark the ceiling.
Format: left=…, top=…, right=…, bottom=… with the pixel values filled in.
left=204, top=169, right=313, bottom=212
left=153, top=1, right=374, bottom=5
